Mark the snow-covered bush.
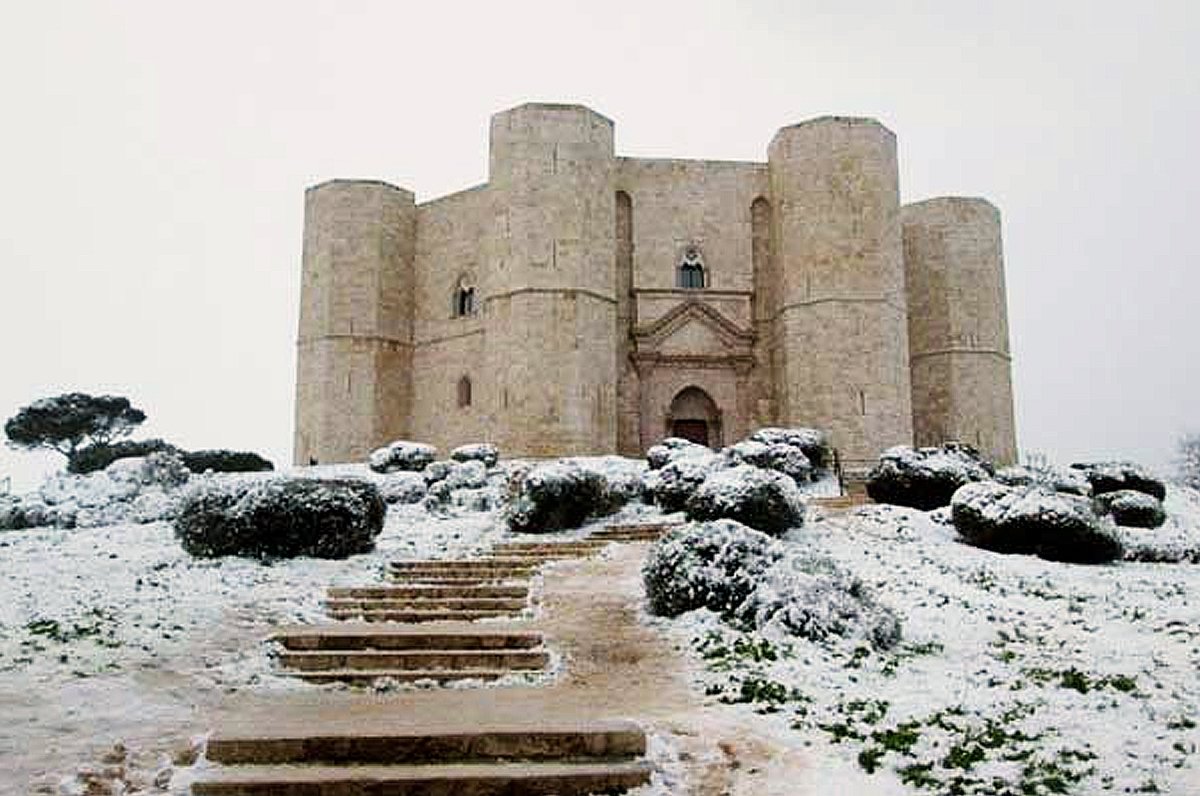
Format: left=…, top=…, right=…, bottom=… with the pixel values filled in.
left=174, top=477, right=385, bottom=560
left=723, top=439, right=813, bottom=484
left=684, top=464, right=805, bottom=536
left=135, top=451, right=191, bottom=488
left=737, top=553, right=901, bottom=650
left=643, top=520, right=782, bottom=617
left=1095, top=489, right=1166, bottom=529
left=867, top=445, right=992, bottom=510
left=504, top=461, right=608, bottom=533
left=646, top=437, right=712, bottom=470
left=67, top=438, right=180, bottom=474
left=995, top=464, right=1091, bottom=496
left=951, top=481, right=1123, bottom=564
left=423, top=461, right=453, bottom=484
left=747, top=426, right=831, bottom=472
left=181, top=449, right=274, bottom=473
left=376, top=472, right=428, bottom=505
left=443, top=460, right=488, bottom=490
left=1070, top=461, right=1166, bottom=501
left=423, top=460, right=500, bottom=516
left=450, top=443, right=499, bottom=468
left=642, top=452, right=726, bottom=512
left=0, top=454, right=192, bottom=531
left=577, top=455, right=646, bottom=511
left=368, top=440, right=437, bottom=474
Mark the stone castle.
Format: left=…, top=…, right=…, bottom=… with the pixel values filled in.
left=294, top=102, right=1016, bottom=469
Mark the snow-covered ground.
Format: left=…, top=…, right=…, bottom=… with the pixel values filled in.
left=2, top=457, right=1197, bottom=794
left=0, top=463, right=512, bottom=795
left=646, top=488, right=1200, bottom=794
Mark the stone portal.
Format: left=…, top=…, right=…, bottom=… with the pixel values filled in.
left=667, top=387, right=720, bottom=448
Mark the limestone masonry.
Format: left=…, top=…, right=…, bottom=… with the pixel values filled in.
left=294, top=103, right=1017, bottom=468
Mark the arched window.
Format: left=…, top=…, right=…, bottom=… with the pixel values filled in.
left=453, top=277, right=476, bottom=317
left=457, top=375, right=472, bottom=408
left=677, top=246, right=706, bottom=289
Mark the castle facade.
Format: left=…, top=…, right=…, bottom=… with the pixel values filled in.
left=294, top=103, right=1017, bottom=469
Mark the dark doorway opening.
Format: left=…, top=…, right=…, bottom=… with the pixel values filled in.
left=672, top=419, right=710, bottom=447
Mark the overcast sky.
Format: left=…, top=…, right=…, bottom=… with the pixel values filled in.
left=2, top=1, right=1197, bottom=489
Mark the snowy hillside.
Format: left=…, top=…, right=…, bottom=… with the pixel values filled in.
left=0, top=457, right=1197, bottom=794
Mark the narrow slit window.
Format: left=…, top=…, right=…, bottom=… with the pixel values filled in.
left=457, top=376, right=472, bottom=408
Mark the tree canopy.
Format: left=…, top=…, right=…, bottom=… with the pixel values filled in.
left=4, top=393, right=147, bottom=458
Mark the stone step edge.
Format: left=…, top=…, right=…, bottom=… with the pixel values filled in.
left=205, top=724, right=644, bottom=765
left=277, top=650, right=549, bottom=671
left=327, top=587, right=529, bottom=598
left=282, top=668, right=537, bottom=684
left=191, top=760, right=653, bottom=795
left=274, top=636, right=541, bottom=651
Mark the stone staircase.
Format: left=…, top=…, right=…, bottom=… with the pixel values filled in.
left=270, top=624, right=549, bottom=685
left=192, top=521, right=681, bottom=794
left=193, top=720, right=652, bottom=795
left=810, top=494, right=874, bottom=511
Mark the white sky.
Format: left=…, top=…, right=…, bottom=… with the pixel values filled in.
left=2, top=1, right=1198, bottom=489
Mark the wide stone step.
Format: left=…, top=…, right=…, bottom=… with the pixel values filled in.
left=478, top=550, right=595, bottom=561
left=278, top=649, right=550, bottom=672
left=273, top=627, right=543, bottom=652
left=205, top=721, right=646, bottom=765
left=192, top=760, right=653, bottom=796
left=326, top=597, right=528, bottom=612
left=286, top=668, right=520, bottom=685
left=326, top=608, right=516, bottom=622
left=328, top=585, right=529, bottom=599
left=388, top=567, right=537, bottom=579
left=388, top=575, right=532, bottom=586
left=494, top=542, right=607, bottom=553
left=391, top=559, right=539, bottom=571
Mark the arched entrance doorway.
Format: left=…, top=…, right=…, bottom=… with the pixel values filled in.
left=667, top=386, right=721, bottom=447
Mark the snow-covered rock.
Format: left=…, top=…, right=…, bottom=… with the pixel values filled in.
left=1070, top=461, right=1166, bottom=501
left=646, top=437, right=712, bottom=470
left=376, top=472, right=428, bottom=505
left=866, top=445, right=992, bottom=510
left=368, top=440, right=437, bottom=474
left=684, top=464, right=806, bottom=536
left=995, top=463, right=1091, bottom=496
left=449, top=443, right=499, bottom=468
left=1095, top=489, right=1166, bottom=529
left=737, top=552, right=902, bottom=650
left=174, top=477, right=386, bottom=560
left=951, top=481, right=1123, bottom=564
left=642, top=452, right=726, bottom=512
left=643, top=520, right=782, bottom=617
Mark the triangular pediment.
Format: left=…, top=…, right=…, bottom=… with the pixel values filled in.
left=634, top=301, right=754, bottom=358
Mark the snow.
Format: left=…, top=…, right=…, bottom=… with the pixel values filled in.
left=367, top=440, right=437, bottom=473
left=644, top=491, right=1200, bottom=794
left=449, top=443, right=499, bottom=467
left=4, top=457, right=1199, bottom=794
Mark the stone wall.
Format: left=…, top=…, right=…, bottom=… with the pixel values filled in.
left=294, top=180, right=415, bottom=465
left=294, top=103, right=1016, bottom=469
left=903, top=197, right=1017, bottom=464
left=767, top=117, right=914, bottom=466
